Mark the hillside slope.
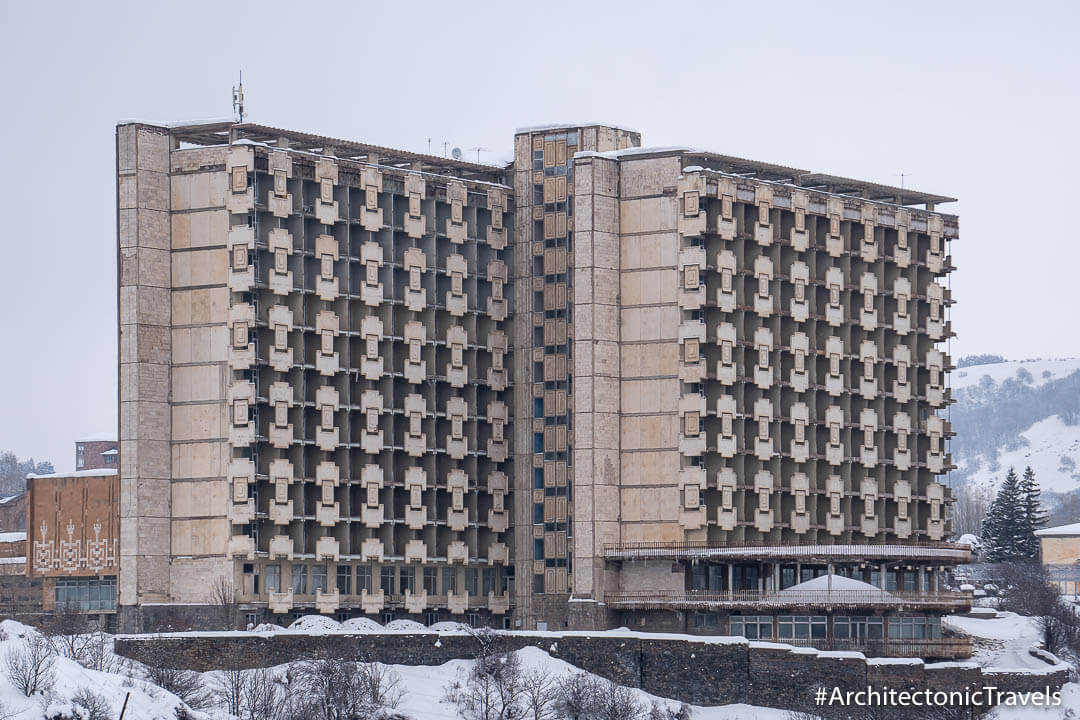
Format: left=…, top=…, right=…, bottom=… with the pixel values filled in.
left=949, top=358, right=1080, bottom=494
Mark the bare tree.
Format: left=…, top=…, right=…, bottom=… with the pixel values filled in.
left=73, top=687, right=114, bottom=720
left=208, top=574, right=237, bottom=630
left=555, top=672, right=599, bottom=720
left=443, top=649, right=526, bottom=720
left=44, top=602, right=93, bottom=663
left=240, top=667, right=291, bottom=720
left=520, top=666, right=559, bottom=720
left=291, top=657, right=405, bottom=720
left=591, top=678, right=645, bottom=720
left=144, top=663, right=214, bottom=710
left=80, top=632, right=129, bottom=675
left=4, top=633, right=55, bottom=696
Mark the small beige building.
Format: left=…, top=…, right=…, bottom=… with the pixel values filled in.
left=1036, top=522, right=1080, bottom=595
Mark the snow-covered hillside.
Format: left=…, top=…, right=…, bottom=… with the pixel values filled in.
left=948, top=358, right=1080, bottom=494
left=952, top=358, right=1080, bottom=391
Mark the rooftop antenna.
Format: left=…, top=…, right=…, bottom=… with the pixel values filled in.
left=895, top=172, right=910, bottom=202
left=232, top=71, right=245, bottom=123
left=469, top=146, right=488, bottom=163
left=442, top=141, right=450, bottom=158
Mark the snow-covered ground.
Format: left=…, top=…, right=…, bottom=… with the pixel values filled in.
left=951, top=358, right=1080, bottom=391
left=2, top=612, right=1076, bottom=720
left=0, top=618, right=792, bottom=720
left=960, top=414, right=1080, bottom=494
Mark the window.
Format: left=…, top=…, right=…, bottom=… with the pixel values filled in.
left=400, top=567, right=415, bottom=594
left=357, top=566, right=372, bottom=593
left=291, top=566, right=307, bottom=595
left=729, top=615, right=772, bottom=640
left=381, top=566, right=395, bottom=595
left=424, top=567, right=438, bottom=595
left=694, top=612, right=718, bottom=629
left=54, top=577, right=116, bottom=611
left=888, top=616, right=937, bottom=641
left=311, top=565, right=327, bottom=594
left=777, top=616, right=826, bottom=641
left=265, top=564, right=281, bottom=593
left=336, top=565, right=351, bottom=595
left=465, top=568, right=479, bottom=596
left=443, top=567, right=457, bottom=595
left=482, top=567, right=496, bottom=596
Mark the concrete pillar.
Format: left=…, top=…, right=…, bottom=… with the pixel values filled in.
left=880, top=563, right=887, bottom=590
left=772, top=563, right=780, bottom=593
left=727, top=564, right=733, bottom=594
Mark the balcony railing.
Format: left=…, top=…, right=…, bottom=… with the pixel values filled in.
left=604, top=541, right=971, bottom=564
left=605, top=589, right=971, bottom=611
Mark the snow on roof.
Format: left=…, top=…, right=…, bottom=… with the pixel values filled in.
left=101, top=449, right=118, bottom=455
left=0, top=493, right=22, bottom=505
left=0, top=556, right=25, bottom=565
left=514, top=121, right=640, bottom=135
left=1035, top=522, right=1080, bottom=537
left=575, top=146, right=693, bottom=161
left=77, top=433, right=117, bottom=443
left=27, top=469, right=117, bottom=480
left=0, top=531, right=26, bottom=543
left=779, top=574, right=898, bottom=599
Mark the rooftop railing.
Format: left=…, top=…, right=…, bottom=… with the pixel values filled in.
left=604, top=589, right=971, bottom=611
left=603, top=541, right=972, bottom=564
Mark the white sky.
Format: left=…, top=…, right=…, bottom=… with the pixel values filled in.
left=1, top=0, right=1077, bottom=471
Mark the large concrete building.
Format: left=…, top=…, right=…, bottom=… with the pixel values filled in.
left=117, top=120, right=968, bottom=654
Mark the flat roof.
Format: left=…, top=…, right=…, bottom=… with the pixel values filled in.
left=142, top=121, right=954, bottom=208
left=155, top=121, right=510, bottom=183
left=1036, top=522, right=1080, bottom=537
left=682, top=151, right=957, bottom=207
left=26, top=469, right=118, bottom=480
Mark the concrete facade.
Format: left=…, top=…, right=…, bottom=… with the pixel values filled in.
left=118, top=122, right=513, bottom=630
left=118, top=120, right=963, bottom=646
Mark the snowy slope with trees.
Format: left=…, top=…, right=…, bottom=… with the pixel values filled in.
left=948, top=357, right=1080, bottom=495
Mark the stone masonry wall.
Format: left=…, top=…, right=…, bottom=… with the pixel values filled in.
left=113, top=632, right=1069, bottom=712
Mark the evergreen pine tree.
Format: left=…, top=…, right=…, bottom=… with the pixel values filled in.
left=982, top=468, right=1024, bottom=562
left=1017, top=465, right=1048, bottom=559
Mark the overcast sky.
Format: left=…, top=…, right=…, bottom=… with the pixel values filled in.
left=1, top=0, right=1077, bottom=471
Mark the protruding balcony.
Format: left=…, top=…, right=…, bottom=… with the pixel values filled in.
left=268, top=535, right=293, bottom=560
left=361, top=588, right=384, bottom=614
left=227, top=534, right=255, bottom=560
left=268, top=590, right=294, bottom=615
left=315, top=536, right=339, bottom=562
left=447, top=591, right=468, bottom=615
left=316, top=588, right=340, bottom=614
left=405, top=589, right=429, bottom=614
left=488, top=592, right=509, bottom=615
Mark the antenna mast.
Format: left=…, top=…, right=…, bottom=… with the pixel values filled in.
left=232, top=71, right=245, bottom=123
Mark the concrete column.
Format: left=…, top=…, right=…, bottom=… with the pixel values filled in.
left=880, top=563, right=887, bottom=590
left=727, top=564, right=734, bottom=594
left=772, top=563, right=780, bottom=593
